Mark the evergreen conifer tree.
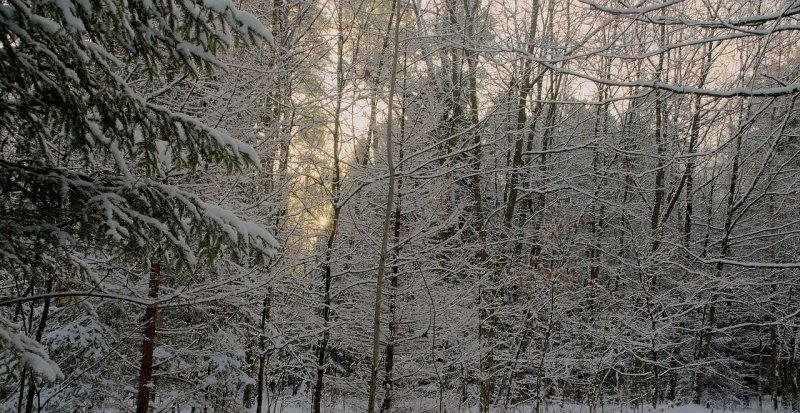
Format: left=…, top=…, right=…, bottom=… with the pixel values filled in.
left=0, top=0, right=276, bottom=384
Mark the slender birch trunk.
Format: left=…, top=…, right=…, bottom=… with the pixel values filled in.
left=367, top=1, right=402, bottom=411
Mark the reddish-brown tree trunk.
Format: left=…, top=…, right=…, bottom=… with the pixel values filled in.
left=136, top=262, right=161, bottom=413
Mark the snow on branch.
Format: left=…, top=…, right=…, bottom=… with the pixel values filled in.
left=538, top=61, right=800, bottom=98
left=579, top=0, right=800, bottom=28
left=695, top=257, right=800, bottom=269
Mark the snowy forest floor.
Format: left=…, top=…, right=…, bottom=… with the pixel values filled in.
left=251, top=397, right=797, bottom=413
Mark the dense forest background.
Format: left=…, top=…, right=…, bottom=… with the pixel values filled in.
left=1, top=0, right=799, bottom=412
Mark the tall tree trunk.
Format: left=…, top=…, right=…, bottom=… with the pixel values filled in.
left=366, top=0, right=401, bottom=410
left=251, top=2, right=288, bottom=408
left=380, top=63, right=406, bottom=413
left=498, top=3, right=541, bottom=406
left=697, top=114, right=744, bottom=403
left=312, top=9, right=346, bottom=411
left=136, top=262, right=161, bottom=413
left=457, top=2, right=493, bottom=410
left=647, top=26, right=668, bottom=408
left=502, top=0, right=540, bottom=250
left=359, top=0, right=398, bottom=167
left=679, top=41, right=714, bottom=250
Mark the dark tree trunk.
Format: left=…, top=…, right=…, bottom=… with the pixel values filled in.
left=381, top=93, right=406, bottom=413
left=256, top=292, right=271, bottom=413
left=23, top=276, right=54, bottom=413
left=312, top=8, right=346, bottom=411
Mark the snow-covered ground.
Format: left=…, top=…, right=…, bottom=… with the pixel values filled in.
left=253, top=397, right=797, bottom=413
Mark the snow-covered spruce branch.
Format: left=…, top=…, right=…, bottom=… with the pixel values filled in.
left=1, top=161, right=277, bottom=266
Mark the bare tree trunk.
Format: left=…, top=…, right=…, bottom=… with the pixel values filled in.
left=255, top=291, right=272, bottom=413
left=312, top=9, right=346, bottom=411
left=498, top=3, right=541, bottom=407
left=367, top=1, right=401, bottom=410
left=697, top=110, right=745, bottom=403
left=457, top=2, right=493, bottom=410
left=250, top=3, right=289, bottom=408
left=503, top=0, right=540, bottom=249
left=379, top=171, right=401, bottom=413
left=380, top=62, right=406, bottom=413
left=359, top=0, right=398, bottom=167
